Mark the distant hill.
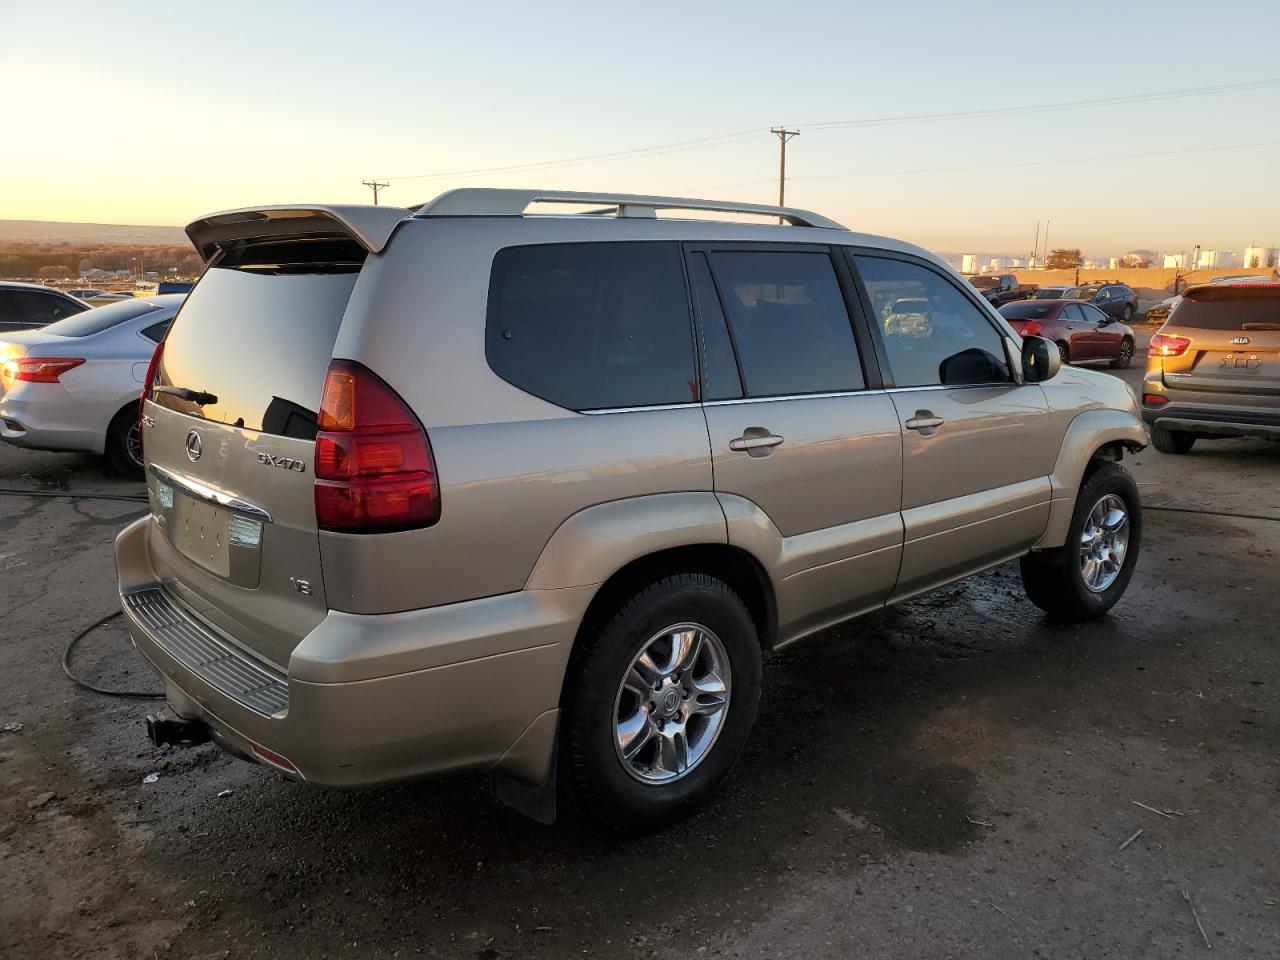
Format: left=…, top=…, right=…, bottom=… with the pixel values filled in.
left=0, top=219, right=188, bottom=246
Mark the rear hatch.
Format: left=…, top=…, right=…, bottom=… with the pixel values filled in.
left=1159, top=284, right=1280, bottom=402
left=143, top=224, right=382, bottom=670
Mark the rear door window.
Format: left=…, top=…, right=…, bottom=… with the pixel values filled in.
left=853, top=255, right=1011, bottom=387
left=705, top=250, right=864, bottom=397
left=486, top=242, right=697, bottom=410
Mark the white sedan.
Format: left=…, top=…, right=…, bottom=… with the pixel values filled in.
left=0, top=294, right=184, bottom=477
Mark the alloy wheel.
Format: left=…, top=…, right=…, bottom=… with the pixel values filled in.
left=612, top=622, right=731, bottom=784
left=1079, top=493, right=1129, bottom=592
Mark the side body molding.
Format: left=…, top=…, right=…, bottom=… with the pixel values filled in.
left=1035, top=409, right=1148, bottom=550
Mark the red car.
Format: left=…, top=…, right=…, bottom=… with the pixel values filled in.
left=998, top=299, right=1135, bottom=368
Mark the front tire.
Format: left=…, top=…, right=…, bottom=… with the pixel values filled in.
left=561, top=573, right=762, bottom=833
left=1020, top=461, right=1141, bottom=622
left=105, top=406, right=144, bottom=479
left=1151, top=426, right=1195, bottom=454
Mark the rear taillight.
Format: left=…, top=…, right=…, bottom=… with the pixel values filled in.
left=4, top=357, right=85, bottom=383
left=140, top=341, right=164, bottom=413
left=313, top=360, right=439, bottom=532
left=1143, top=394, right=1169, bottom=406
left=1148, top=334, right=1191, bottom=358
left=1021, top=320, right=1042, bottom=336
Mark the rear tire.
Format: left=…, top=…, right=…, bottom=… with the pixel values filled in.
left=1020, top=461, right=1141, bottom=622
left=1121, top=305, right=1134, bottom=321
left=1057, top=341, right=1070, bottom=364
left=1110, top=337, right=1134, bottom=369
left=105, top=406, right=144, bottom=479
left=1151, top=426, right=1195, bottom=454
left=560, top=573, right=761, bottom=833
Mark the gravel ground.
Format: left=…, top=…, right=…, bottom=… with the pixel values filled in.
left=2, top=342, right=1278, bottom=959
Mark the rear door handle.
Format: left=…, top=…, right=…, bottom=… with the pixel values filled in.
left=904, top=411, right=945, bottom=433
left=729, top=430, right=784, bottom=455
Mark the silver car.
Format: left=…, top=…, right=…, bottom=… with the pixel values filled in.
left=0, top=295, right=183, bottom=476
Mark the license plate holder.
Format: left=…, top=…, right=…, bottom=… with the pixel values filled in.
left=170, top=493, right=231, bottom=577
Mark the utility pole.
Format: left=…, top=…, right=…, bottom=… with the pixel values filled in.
left=1030, top=221, right=1040, bottom=268
left=362, top=180, right=389, bottom=205
left=1043, top=220, right=1051, bottom=267
left=770, top=127, right=799, bottom=221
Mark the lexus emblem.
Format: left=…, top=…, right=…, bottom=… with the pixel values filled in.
left=185, top=430, right=203, bottom=462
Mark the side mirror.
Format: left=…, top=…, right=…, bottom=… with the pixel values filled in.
left=1021, top=335, right=1061, bottom=383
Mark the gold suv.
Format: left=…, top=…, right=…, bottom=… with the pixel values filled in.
left=115, top=190, right=1147, bottom=830
left=1142, top=282, right=1280, bottom=453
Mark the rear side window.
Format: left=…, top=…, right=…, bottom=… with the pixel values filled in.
left=140, top=318, right=173, bottom=343
left=706, top=250, right=864, bottom=397
left=40, top=298, right=159, bottom=337
left=486, top=242, right=696, bottom=410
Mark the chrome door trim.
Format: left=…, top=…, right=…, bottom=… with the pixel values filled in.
left=149, top=464, right=273, bottom=522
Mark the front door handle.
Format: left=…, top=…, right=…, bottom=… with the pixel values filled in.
left=729, top=428, right=784, bottom=457
left=904, top=411, right=945, bottom=434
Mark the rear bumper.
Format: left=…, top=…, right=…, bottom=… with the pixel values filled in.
left=115, top=515, right=591, bottom=788
left=1141, top=403, right=1280, bottom=440
left=0, top=392, right=106, bottom=454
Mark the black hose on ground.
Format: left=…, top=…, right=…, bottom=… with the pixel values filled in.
left=62, top=610, right=164, bottom=699
left=0, top=487, right=147, bottom=504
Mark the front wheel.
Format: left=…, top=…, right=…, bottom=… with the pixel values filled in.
left=1020, top=461, right=1141, bottom=622
left=561, top=573, right=762, bottom=833
left=1110, top=337, right=1134, bottom=369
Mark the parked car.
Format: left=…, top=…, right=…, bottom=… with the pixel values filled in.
left=1142, top=281, right=1280, bottom=454
left=965, top=273, right=1036, bottom=306
left=999, top=299, right=1136, bottom=368
left=0, top=295, right=182, bottom=475
left=116, top=191, right=1146, bottom=831
left=0, top=282, right=90, bottom=332
left=67, top=288, right=109, bottom=300
left=1032, top=285, right=1073, bottom=299
left=1061, top=283, right=1139, bottom=322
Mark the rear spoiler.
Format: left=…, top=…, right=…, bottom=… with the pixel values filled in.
left=185, top=205, right=414, bottom=264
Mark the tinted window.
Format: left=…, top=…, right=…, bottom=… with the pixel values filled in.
left=707, top=250, right=863, bottom=397
left=39, top=298, right=160, bottom=337
left=1000, top=301, right=1054, bottom=320
left=688, top=253, right=743, bottom=401
left=854, top=256, right=1011, bottom=388
left=1063, top=304, right=1085, bottom=321
left=157, top=264, right=358, bottom=438
left=10, top=291, right=87, bottom=326
left=486, top=242, right=696, bottom=410
left=1171, top=287, right=1280, bottom=330
left=140, top=318, right=173, bottom=343
left=1081, top=303, right=1109, bottom=323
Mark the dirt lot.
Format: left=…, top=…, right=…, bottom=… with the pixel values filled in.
left=2, top=344, right=1278, bottom=960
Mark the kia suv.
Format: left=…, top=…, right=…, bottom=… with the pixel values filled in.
left=1142, top=281, right=1280, bottom=453
left=115, top=190, right=1147, bottom=830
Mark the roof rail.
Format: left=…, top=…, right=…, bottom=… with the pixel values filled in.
left=413, top=189, right=846, bottom=230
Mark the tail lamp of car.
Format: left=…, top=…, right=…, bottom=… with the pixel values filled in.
left=1143, top=394, right=1169, bottom=407
left=314, top=359, right=440, bottom=532
left=1020, top=321, right=1043, bottom=336
left=3, top=357, right=85, bottom=383
left=1148, top=334, right=1191, bottom=358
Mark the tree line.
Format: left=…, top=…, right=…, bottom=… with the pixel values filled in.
left=0, top=242, right=202, bottom=280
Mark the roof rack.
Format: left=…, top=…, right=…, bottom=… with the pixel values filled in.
left=413, top=188, right=845, bottom=230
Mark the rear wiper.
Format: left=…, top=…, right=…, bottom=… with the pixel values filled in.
left=154, top=384, right=219, bottom=406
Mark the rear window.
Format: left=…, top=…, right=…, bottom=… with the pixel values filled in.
left=40, top=298, right=160, bottom=337
left=486, top=242, right=696, bottom=410
left=1000, top=302, right=1054, bottom=319
left=1173, top=286, right=1280, bottom=331
left=156, top=256, right=360, bottom=438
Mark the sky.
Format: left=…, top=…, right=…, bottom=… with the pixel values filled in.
left=3, top=0, right=1279, bottom=257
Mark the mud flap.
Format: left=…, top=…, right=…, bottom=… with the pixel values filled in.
left=488, top=741, right=558, bottom=825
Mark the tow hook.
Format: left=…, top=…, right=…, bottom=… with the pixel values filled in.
left=145, top=711, right=210, bottom=747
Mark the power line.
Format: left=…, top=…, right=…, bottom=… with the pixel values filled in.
left=694, top=139, right=1280, bottom=192
left=371, top=78, right=1280, bottom=184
